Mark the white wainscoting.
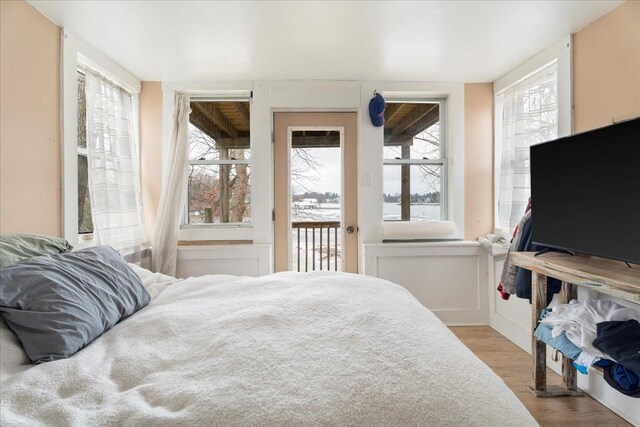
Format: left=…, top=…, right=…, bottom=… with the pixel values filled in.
left=487, top=248, right=564, bottom=373
left=487, top=248, right=533, bottom=352
left=363, top=241, right=488, bottom=325
left=176, top=244, right=272, bottom=279
left=486, top=248, right=640, bottom=425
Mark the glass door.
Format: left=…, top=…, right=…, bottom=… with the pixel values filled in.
left=273, top=113, right=358, bottom=273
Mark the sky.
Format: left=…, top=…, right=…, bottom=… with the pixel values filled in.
left=291, top=147, right=342, bottom=194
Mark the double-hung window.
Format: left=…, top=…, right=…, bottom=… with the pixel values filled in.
left=62, top=31, right=145, bottom=256
left=495, top=62, right=559, bottom=235
left=382, top=99, right=446, bottom=222
left=184, top=100, right=251, bottom=226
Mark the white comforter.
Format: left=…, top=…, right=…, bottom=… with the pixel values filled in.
left=1, top=269, right=537, bottom=426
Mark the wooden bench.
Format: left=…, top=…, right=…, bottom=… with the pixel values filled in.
left=509, top=251, right=640, bottom=397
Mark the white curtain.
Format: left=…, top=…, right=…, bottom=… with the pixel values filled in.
left=85, top=70, right=147, bottom=261
left=152, top=94, right=191, bottom=276
left=497, top=62, right=558, bottom=235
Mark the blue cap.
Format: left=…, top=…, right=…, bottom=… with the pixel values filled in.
left=369, top=93, right=385, bottom=127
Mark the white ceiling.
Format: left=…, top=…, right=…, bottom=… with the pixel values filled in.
left=29, top=0, right=622, bottom=83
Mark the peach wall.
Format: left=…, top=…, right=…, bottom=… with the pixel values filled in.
left=573, top=0, right=640, bottom=132
left=140, top=81, right=163, bottom=243
left=0, top=0, right=61, bottom=236
left=464, top=83, right=494, bottom=240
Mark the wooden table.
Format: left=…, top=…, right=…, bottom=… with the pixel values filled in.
left=509, top=252, right=640, bottom=397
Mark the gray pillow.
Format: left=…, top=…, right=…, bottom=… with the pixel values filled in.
left=0, top=233, right=72, bottom=268
left=0, top=246, right=150, bottom=363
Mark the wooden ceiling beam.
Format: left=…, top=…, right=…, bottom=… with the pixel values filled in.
left=384, top=103, right=403, bottom=124
left=389, top=103, right=438, bottom=136
left=216, top=134, right=340, bottom=149
left=233, top=102, right=250, bottom=127
left=384, top=106, right=440, bottom=146
left=189, top=107, right=223, bottom=140
left=402, top=106, right=440, bottom=137
left=292, top=135, right=340, bottom=148
left=384, top=133, right=441, bottom=147
left=216, top=137, right=250, bottom=149
left=383, top=135, right=413, bottom=146
left=192, top=102, right=238, bottom=138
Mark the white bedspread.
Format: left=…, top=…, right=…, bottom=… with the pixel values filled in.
left=1, top=270, right=537, bottom=426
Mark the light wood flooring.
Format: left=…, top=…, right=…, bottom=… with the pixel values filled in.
left=450, top=326, right=631, bottom=427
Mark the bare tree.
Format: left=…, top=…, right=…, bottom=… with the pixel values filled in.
left=77, top=72, right=93, bottom=233
left=187, top=124, right=251, bottom=224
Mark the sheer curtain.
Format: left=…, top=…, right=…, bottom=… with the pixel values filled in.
left=85, top=70, right=148, bottom=261
left=497, top=62, right=558, bottom=235
left=152, top=94, right=191, bottom=276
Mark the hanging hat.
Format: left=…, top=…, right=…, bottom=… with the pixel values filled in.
left=369, top=93, right=385, bottom=127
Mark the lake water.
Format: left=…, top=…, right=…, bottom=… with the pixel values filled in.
left=292, top=202, right=441, bottom=222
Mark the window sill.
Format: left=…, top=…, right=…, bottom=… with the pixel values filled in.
left=74, top=235, right=96, bottom=251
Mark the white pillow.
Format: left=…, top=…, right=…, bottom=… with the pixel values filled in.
left=383, top=220, right=458, bottom=240
left=128, top=263, right=179, bottom=299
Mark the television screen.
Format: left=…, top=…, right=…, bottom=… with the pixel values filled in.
left=530, top=118, right=640, bottom=264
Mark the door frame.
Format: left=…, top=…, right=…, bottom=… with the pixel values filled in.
left=273, top=112, right=358, bottom=273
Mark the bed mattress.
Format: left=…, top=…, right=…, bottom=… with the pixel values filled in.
left=1, top=268, right=537, bottom=426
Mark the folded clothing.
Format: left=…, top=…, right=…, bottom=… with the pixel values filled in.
left=604, top=364, right=640, bottom=398
left=593, top=319, right=640, bottom=374
left=534, top=323, right=582, bottom=360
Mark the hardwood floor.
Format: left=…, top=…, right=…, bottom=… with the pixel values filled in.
left=450, top=326, right=630, bottom=427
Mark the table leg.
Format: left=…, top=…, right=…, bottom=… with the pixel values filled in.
left=561, top=281, right=579, bottom=391
left=531, top=271, right=547, bottom=392
left=529, top=275, right=584, bottom=397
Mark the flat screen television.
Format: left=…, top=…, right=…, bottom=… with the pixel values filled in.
left=530, top=117, right=640, bottom=265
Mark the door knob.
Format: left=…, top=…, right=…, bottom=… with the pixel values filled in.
left=346, top=226, right=356, bottom=234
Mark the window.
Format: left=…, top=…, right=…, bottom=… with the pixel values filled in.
left=495, top=62, right=558, bottom=234
left=62, top=31, right=144, bottom=249
left=493, top=36, right=571, bottom=236
left=77, top=71, right=93, bottom=238
left=76, top=66, right=146, bottom=258
left=382, top=100, right=445, bottom=221
left=186, top=101, right=251, bottom=225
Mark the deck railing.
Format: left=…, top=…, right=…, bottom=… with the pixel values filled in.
left=292, top=221, right=340, bottom=272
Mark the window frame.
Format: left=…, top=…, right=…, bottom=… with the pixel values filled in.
left=162, top=90, right=254, bottom=242
left=76, top=69, right=92, bottom=239
left=62, top=30, right=141, bottom=248
left=181, top=97, right=253, bottom=230
left=382, top=98, right=448, bottom=222
left=492, top=35, right=572, bottom=234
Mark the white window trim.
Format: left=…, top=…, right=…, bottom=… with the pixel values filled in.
left=163, top=81, right=464, bottom=247
left=492, top=35, right=572, bottom=233
left=382, top=97, right=448, bottom=223
left=162, top=86, right=254, bottom=241
left=61, top=29, right=141, bottom=248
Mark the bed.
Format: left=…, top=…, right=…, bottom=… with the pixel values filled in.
left=1, top=266, right=538, bottom=426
